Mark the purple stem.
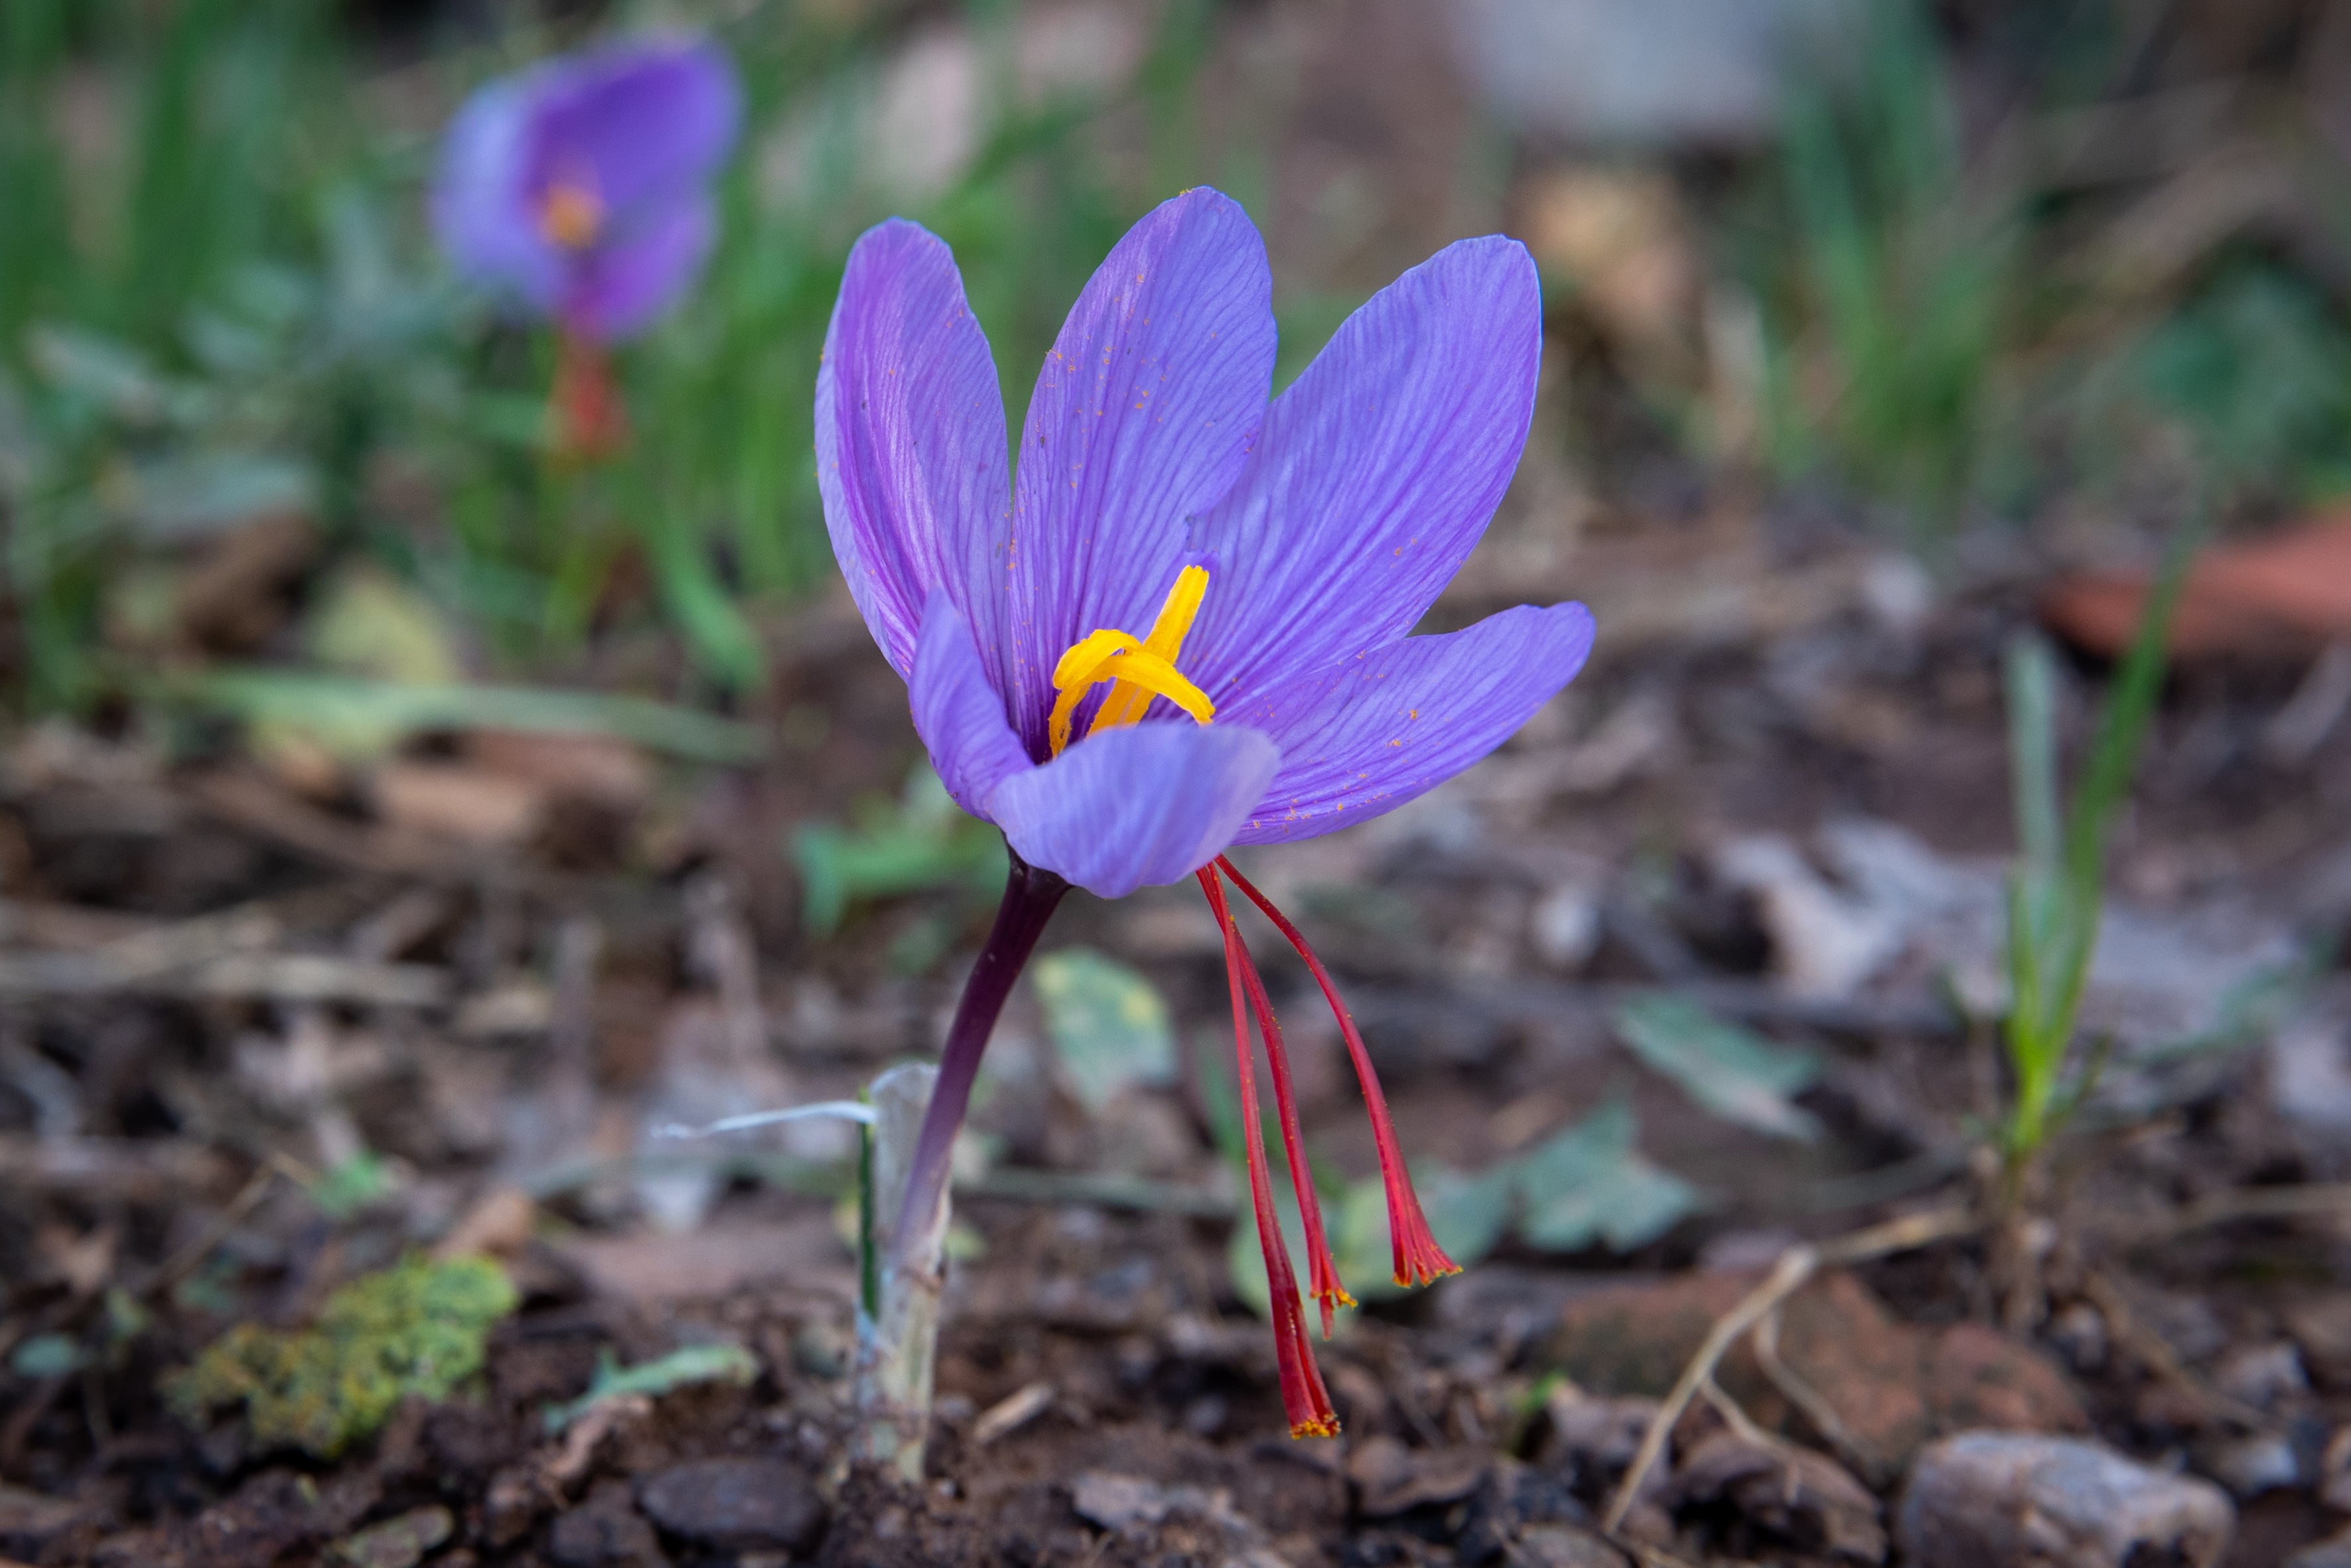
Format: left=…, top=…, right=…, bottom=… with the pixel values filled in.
left=891, top=849, right=1068, bottom=1270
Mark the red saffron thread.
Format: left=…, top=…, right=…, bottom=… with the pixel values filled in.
left=1199, top=865, right=1340, bottom=1438
left=1216, top=855, right=1459, bottom=1289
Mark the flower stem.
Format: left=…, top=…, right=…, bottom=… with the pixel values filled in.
left=893, top=851, right=1068, bottom=1258
left=855, top=849, right=1065, bottom=1478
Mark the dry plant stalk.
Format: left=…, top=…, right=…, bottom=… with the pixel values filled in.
left=853, top=1062, right=947, bottom=1480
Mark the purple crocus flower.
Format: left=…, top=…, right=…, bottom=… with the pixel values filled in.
left=433, top=36, right=740, bottom=342
left=820, top=188, right=1594, bottom=1437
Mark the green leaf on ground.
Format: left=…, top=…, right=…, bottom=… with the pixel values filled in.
left=1513, top=1100, right=1699, bottom=1253
left=176, top=669, right=764, bottom=763
left=1614, top=994, right=1823, bottom=1142
left=1033, top=948, right=1175, bottom=1111
left=792, top=768, right=1005, bottom=934
left=542, top=1342, right=758, bottom=1434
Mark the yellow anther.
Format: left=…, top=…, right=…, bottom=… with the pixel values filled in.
left=539, top=181, right=605, bottom=249
left=1092, top=564, right=1208, bottom=731
left=1046, top=566, right=1215, bottom=756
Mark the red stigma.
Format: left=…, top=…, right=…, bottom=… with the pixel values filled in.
left=1198, top=865, right=1340, bottom=1439
left=1214, top=857, right=1460, bottom=1290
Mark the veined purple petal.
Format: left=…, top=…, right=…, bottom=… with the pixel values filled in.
left=817, top=220, right=1013, bottom=678
left=1224, top=601, right=1594, bottom=845
left=524, top=40, right=740, bottom=218
left=1003, top=188, right=1276, bottom=751
left=910, top=593, right=1033, bottom=820
left=1184, top=237, right=1543, bottom=705
left=988, top=723, right=1279, bottom=898
left=433, top=79, right=565, bottom=315
left=561, top=194, right=715, bottom=340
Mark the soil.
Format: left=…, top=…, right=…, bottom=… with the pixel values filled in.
left=6, top=500, right=2351, bottom=1567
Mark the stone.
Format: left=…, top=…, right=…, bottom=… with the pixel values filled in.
left=636, top=1458, right=825, bottom=1556
left=1669, top=1433, right=1885, bottom=1564
left=1897, top=1433, right=2233, bottom=1568
left=330, top=1506, right=453, bottom=1568
left=1548, top=1270, right=2086, bottom=1477
left=1344, top=1435, right=1493, bottom=1517
left=549, top=1479, right=666, bottom=1568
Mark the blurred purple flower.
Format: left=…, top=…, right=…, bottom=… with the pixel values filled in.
left=819, top=187, right=1595, bottom=1437
left=433, top=36, right=741, bottom=342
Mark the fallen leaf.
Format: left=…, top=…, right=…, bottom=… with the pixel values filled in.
left=1614, top=994, right=1822, bottom=1141
left=2042, top=511, right=2351, bottom=657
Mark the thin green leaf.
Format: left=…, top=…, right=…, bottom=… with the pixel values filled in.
left=171, top=669, right=764, bottom=763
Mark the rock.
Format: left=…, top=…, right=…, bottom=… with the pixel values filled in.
left=1897, top=1433, right=2234, bottom=1568
left=1549, top=1270, right=2086, bottom=1476
left=1669, top=1433, right=1885, bottom=1564
left=636, top=1459, right=825, bottom=1555
left=2197, top=1429, right=2302, bottom=1498
left=1344, top=1435, right=1493, bottom=1517
left=330, top=1507, right=453, bottom=1568
left=548, top=1479, right=666, bottom=1568
left=2214, top=1341, right=2309, bottom=1411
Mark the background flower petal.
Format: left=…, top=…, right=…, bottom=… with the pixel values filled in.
left=560, top=194, right=714, bottom=340
left=910, top=593, right=1033, bottom=821
left=525, top=40, right=741, bottom=216
left=816, top=219, right=1013, bottom=677
left=431, top=80, right=564, bottom=313
left=1184, top=236, right=1543, bottom=706
left=1223, top=601, right=1594, bottom=844
left=1003, top=187, right=1275, bottom=750
left=988, top=723, right=1279, bottom=899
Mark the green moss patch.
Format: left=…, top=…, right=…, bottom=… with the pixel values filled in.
left=167, top=1255, right=517, bottom=1457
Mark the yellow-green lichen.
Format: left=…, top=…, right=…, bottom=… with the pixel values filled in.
left=166, top=1255, right=517, bottom=1457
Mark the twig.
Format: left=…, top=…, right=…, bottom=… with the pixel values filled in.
left=1601, top=1205, right=1977, bottom=1534
left=1751, top=1305, right=1876, bottom=1480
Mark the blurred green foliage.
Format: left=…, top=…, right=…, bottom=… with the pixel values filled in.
left=0, top=0, right=1226, bottom=716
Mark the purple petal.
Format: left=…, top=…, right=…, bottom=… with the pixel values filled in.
left=525, top=40, right=741, bottom=219
left=559, top=193, right=715, bottom=340
left=988, top=723, right=1279, bottom=899
left=1001, top=188, right=1276, bottom=750
left=1223, top=601, right=1594, bottom=845
left=816, top=220, right=1013, bottom=679
left=433, top=78, right=565, bottom=313
left=910, top=593, right=1033, bottom=821
left=1183, top=237, right=1543, bottom=705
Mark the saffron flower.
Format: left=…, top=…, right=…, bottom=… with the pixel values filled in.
left=433, top=37, right=741, bottom=453
left=819, top=188, right=1594, bottom=1438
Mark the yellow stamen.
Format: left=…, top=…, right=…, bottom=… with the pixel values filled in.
left=1092, top=563, right=1208, bottom=731
left=1046, top=565, right=1214, bottom=755
left=539, top=181, right=605, bottom=249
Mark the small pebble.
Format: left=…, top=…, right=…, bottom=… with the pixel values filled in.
left=1898, top=1432, right=2233, bottom=1568
left=636, top=1457, right=826, bottom=1555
